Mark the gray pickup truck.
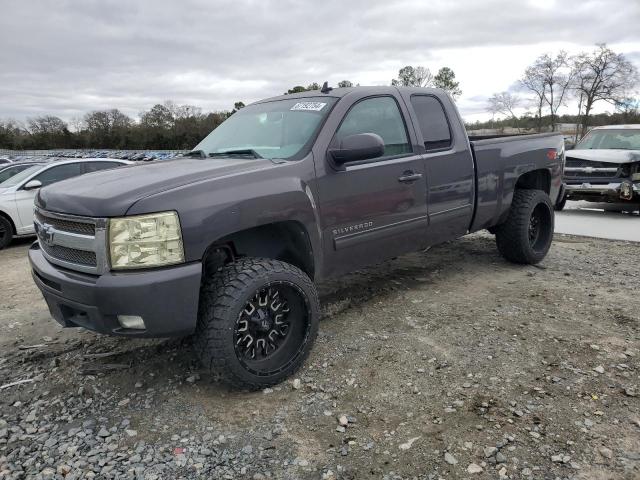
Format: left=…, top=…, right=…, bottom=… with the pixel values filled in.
left=30, top=86, right=564, bottom=389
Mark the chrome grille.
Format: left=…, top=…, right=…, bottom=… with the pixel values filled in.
left=564, top=158, right=619, bottom=179
left=35, top=210, right=95, bottom=236
left=34, top=208, right=107, bottom=275
left=40, top=243, right=97, bottom=266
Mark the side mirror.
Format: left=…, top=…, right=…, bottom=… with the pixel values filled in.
left=23, top=179, right=42, bottom=191
left=329, top=133, right=385, bottom=164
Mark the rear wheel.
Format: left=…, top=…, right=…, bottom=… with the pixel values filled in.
left=194, top=258, right=319, bottom=390
left=495, top=189, right=554, bottom=264
left=0, top=216, right=13, bottom=250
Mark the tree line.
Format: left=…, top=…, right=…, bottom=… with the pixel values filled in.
left=0, top=102, right=235, bottom=150
left=487, top=44, right=638, bottom=138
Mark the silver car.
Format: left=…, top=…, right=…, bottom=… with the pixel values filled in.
left=0, top=158, right=130, bottom=248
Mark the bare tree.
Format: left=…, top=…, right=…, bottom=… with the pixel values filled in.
left=392, top=66, right=434, bottom=87
left=414, top=67, right=434, bottom=87
left=520, top=65, right=547, bottom=132
left=572, top=44, right=639, bottom=137
left=69, top=116, right=84, bottom=133
left=537, top=52, right=575, bottom=131
left=487, top=92, right=522, bottom=131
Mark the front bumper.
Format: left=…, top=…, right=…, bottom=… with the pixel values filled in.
left=565, top=181, right=640, bottom=202
left=29, top=243, right=202, bottom=337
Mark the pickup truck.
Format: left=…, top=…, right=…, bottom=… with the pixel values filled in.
left=558, top=124, right=640, bottom=210
left=29, top=86, right=564, bottom=390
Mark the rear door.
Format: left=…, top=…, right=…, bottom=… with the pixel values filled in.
left=315, top=94, right=429, bottom=277
left=402, top=93, right=475, bottom=242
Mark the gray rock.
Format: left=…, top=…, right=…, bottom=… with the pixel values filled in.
left=444, top=452, right=458, bottom=465
left=467, top=463, right=483, bottom=474
left=598, top=446, right=613, bottom=459
left=484, top=446, right=498, bottom=458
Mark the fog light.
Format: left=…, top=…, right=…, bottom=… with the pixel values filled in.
left=117, top=315, right=146, bottom=330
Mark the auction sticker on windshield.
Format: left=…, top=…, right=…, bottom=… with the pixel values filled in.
left=291, top=102, right=327, bottom=111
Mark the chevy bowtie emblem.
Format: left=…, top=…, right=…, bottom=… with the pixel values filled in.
left=40, top=224, right=55, bottom=247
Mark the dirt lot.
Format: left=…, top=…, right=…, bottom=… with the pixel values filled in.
left=1, top=233, right=638, bottom=480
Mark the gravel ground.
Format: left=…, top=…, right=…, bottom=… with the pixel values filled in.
left=0, top=233, right=638, bottom=479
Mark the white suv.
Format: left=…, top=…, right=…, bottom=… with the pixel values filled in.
left=0, top=158, right=130, bottom=248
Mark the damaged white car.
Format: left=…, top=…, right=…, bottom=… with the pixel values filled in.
left=559, top=125, right=640, bottom=211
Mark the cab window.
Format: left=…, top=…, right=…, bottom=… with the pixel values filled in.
left=335, top=96, right=411, bottom=157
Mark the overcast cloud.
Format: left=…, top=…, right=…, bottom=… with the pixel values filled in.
left=1, top=0, right=639, bottom=124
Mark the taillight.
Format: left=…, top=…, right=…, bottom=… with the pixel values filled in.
left=546, top=149, right=558, bottom=160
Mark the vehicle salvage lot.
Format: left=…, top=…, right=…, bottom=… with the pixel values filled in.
left=1, top=233, right=639, bottom=479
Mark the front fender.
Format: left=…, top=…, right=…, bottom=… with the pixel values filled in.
left=126, top=159, right=322, bottom=275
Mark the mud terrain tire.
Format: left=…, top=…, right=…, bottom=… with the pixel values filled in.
left=495, top=189, right=554, bottom=264
left=195, top=258, right=319, bottom=390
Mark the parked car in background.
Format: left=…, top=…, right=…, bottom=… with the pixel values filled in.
left=0, top=162, right=45, bottom=184
left=0, top=159, right=130, bottom=248
left=558, top=125, right=640, bottom=210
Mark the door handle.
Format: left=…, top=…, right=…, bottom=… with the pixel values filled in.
left=398, top=172, right=423, bottom=183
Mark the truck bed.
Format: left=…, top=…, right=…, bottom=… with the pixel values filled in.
left=468, top=133, right=565, bottom=233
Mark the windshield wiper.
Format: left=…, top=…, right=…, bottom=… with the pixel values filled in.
left=209, top=149, right=263, bottom=159
left=184, top=149, right=207, bottom=158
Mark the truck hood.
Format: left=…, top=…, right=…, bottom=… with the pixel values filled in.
left=566, top=149, right=640, bottom=164
left=36, top=158, right=268, bottom=217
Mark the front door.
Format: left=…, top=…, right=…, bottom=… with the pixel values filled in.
left=315, top=95, right=428, bottom=278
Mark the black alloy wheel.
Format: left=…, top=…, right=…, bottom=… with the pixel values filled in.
left=234, top=282, right=311, bottom=376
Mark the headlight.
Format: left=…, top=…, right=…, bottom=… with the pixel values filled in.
left=108, top=211, right=185, bottom=270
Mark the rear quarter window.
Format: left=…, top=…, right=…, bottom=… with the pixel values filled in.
left=410, top=95, right=452, bottom=151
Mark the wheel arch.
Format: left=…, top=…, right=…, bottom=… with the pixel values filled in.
left=515, top=168, right=551, bottom=194
left=201, top=220, right=315, bottom=280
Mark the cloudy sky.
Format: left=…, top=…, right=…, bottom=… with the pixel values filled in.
left=1, top=0, right=639, bottom=125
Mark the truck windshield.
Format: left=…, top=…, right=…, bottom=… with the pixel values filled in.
left=576, top=129, right=640, bottom=150
left=193, top=97, right=337, bottom=160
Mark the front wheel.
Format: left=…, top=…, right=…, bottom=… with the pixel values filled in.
left=194, top=258, right=319, bottom=390
left=495, top=189, right=554, bottom=264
